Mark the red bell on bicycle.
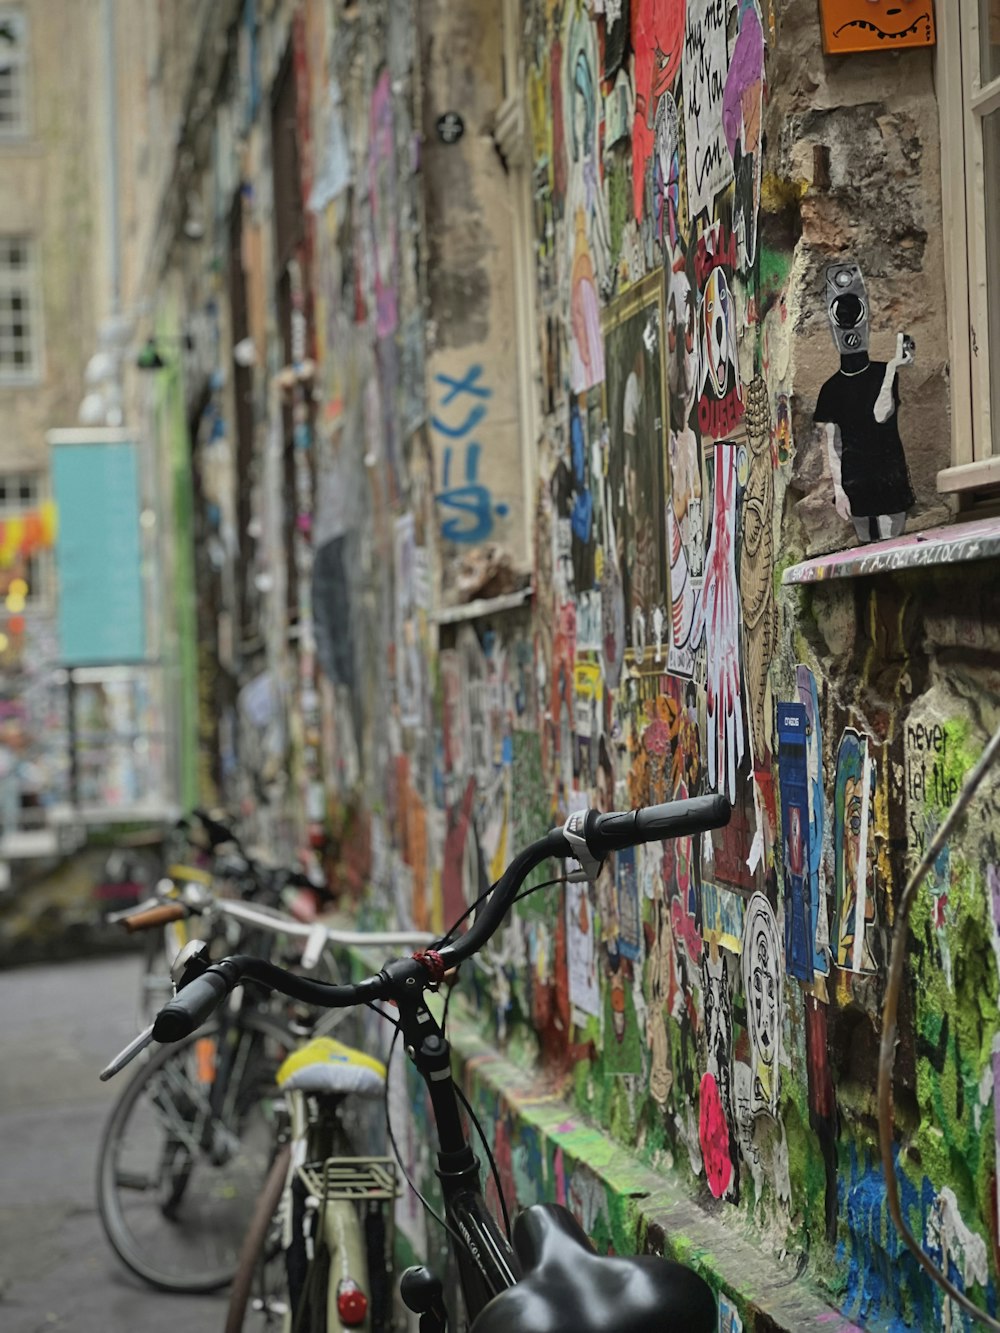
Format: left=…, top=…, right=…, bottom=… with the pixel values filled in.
left=336, top=1278, right=368, bottom=1327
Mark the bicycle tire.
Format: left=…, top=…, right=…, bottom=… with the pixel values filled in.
left=96, top=1009, right=293, bottom=1293
left=225, top=1141, right=293, bottom=1333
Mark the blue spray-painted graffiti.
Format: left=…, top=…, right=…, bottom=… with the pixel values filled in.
left=837, top=1144, right=996, bottom=1331
left=433, top=365, right=510, bottom=543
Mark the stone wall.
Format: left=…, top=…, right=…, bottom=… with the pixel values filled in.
left=146, top=1, right=1000, bottom=1325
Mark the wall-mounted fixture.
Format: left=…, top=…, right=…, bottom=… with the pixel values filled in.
left=135, top=334, right=195, bottom=372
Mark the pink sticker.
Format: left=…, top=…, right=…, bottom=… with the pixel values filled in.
left=699, top=1071, right=732, bottom=1199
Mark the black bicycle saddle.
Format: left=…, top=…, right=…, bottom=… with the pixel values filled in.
left=469, top=1203, right=717, bottom=1333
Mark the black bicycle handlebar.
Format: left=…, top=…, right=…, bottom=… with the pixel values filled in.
left=151, top=956, right=390, bottom=1042
left=148, top=796, right=730, bottom=1044
left=585, top=793, right=729, bottom=856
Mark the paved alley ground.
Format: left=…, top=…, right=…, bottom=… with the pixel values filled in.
left=0, top=953, right=227, bottom=1333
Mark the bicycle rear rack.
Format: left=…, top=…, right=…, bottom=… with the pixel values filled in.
left=298, top=1155, right=400, bottom=1202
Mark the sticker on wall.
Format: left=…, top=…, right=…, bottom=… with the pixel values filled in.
left=682, top=0, right=736, bottom=218
left=604, top=954, right=644, bottom=1074
left=565, top=5, right=611, bottom=387
left=741, top=892, right=782, bottom=1114
left=632, top=0, right=685, bottom=221
left=616, top=845, right=643, bottom=960
left=566, top=880, right=602, bottom=1017
left=813, top=261, right=916, bottom=545
left=796, top=666, right=829, bottom=978
left=692, top=442, right=747, bottom=805
left=603, top=277, right=668, bottom=656
left=723, top=0, right=765, bottom=271
left=740, top=376, right=776, bottom=762
left=701, top=880, right=745, bottom=955
left=718, top=1294, right=744, bottom=1333
left=696, top=223, right=744, bottom=441
left=819, top=0, right=936, bottom=54
left=777, top=702, right=813, bottom=982
left=833, top=728, right=878, bottom=973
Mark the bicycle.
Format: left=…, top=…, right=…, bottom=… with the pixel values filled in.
left=224, top=1031, right=399, bottom=1332
left=103, top=795, right=730, bottom=1330
left=97, top=872, right=434, bottom=1294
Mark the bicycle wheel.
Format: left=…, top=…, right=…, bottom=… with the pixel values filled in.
left=225, top=1142, right=292, bottom=1333
left=97, top=1009, right=292, bottom=1292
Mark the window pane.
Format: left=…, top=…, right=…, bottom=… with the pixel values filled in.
left=982, top=0, right=1000, bottom=85
left=985, top=108, right=1000, bottom=451
left=0, top=235, right=36, bottom=379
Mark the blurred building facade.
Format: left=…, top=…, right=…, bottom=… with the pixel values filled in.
left=52, top=0, right=1000, bottom=1325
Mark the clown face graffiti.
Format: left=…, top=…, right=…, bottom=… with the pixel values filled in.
left=819, top=0, right=936, bottom=54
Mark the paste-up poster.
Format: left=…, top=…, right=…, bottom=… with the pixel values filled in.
left=616, top=845, right=642, bottom=960
left=833, top=729, right=878, bottom=973
left=682, top=0, right=735, bottom=218
left=566, top=880, right=602, bottom=1017
left=394, top=515, right=423, bottom=728
left=777, top=702, right=813, bottom=982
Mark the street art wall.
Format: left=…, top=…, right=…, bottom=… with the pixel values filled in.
left=163, top=0, right=996, bottom=1326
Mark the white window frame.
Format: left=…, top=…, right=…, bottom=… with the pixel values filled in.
left=938, top=0, right=1000, bottom=493
left=0, top=6, right=29, bottom=140
left=0, top=234, right=42, bottom=385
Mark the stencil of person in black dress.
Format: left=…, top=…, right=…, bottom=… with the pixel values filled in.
left=813, top=262, right=915, bottom=544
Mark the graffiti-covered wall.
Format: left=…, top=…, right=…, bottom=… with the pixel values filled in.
left=149, top=0, right=1000, bottom=1325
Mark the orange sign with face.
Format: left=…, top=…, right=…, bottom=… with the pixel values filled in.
left=819, top=0, right=936, bottom=54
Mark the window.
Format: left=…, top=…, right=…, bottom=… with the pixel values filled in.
left=0, top=471, right=50, bottom=602
left=0, top=7, right=28, bottom=137
left=0, top=235, right=40, bottom=383
left=938, top=0, right=1000, bottom=491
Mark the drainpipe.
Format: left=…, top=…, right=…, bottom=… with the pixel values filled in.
left=102, top=0, right=121, bottom=320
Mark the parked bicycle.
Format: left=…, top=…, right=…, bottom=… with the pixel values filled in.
left=97, top=867, right=433, bottom=1294
left=224, top=1031, right=399, bottom=1332
left=103, top=796, right=730, bottom=1330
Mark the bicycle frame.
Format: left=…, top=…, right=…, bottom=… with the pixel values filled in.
left=393, top=979, right=518, bottom=1323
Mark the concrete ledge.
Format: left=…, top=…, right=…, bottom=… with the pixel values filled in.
left=782, top=514, right=1000, bottom=585
left=446, top=1013, right=860, bottom=1333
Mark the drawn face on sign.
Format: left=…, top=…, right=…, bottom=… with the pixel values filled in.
left=819, top=0, right=936, bottom=54
left=741, top=893, right=781, bottom=1113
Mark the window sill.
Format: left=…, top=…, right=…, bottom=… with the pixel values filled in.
left=781, top=514, right=1000, bottom=586
left=937, top=456, right=1000, bottom=494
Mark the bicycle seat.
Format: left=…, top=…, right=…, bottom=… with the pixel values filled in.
left=276, top=1036, right=386, bottom=1098
left=470, top=1203, right=717, bottom=1333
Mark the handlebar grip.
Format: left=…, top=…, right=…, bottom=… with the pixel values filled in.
left=152, top=967, right=233, bottom=1043
left=123, top=902, right=188, bottom=934
left=586, top=794, right=730, bottom=855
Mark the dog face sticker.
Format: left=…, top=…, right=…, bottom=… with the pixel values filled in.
left=702, top=267, right=737, bottom=399
left=819, top=0, right=936, bottom=55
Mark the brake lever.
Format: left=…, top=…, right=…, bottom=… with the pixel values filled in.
left=99, top=1024, right=155, bottom=1082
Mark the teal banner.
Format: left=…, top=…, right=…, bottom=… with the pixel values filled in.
left=50, top=438, right=146, bottom=665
